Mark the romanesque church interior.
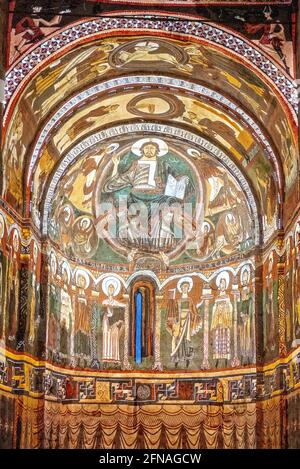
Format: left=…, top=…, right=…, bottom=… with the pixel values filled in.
left=0, top=0, right=299, bottom=450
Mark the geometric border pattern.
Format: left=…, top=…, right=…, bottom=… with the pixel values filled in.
left=1, top=345, right=299, bottom=404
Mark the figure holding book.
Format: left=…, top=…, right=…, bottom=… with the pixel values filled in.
left=101, top=137, right=196, bottom=253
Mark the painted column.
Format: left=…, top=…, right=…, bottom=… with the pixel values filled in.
left=70, top=294, right=75, bottom=361
left=153, top=294, right=163, bottom=371
left=278, top=261, right=287, bottom=357
left=201, top=284, right=212, bottom=370
left=231, top=281, right=240, bottom=367
left=254, top=257, right=263, bottom=365
left=122, top=293, right=132, bottom=370
left=44, top=245, right=54, bottom=361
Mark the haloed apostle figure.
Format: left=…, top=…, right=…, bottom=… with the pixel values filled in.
left=210, top=272, right=233, bottom=361
left=101, top=277, right=125, bottom=364
left=60, top=266, right=73, bottom=358
left=100, top=138, right=195, bottom=254
left=197, top=222, right=214, bottom=257
left=7, top=230, right=20, bottom=341
left=167, top=277, right=202, bottom=368
left=28, top=242, right=39, bottom=344
left=48, top=253, right=60, bottom=354
left=74, top=272, right=92, bottom=357
left=239, top=266, right=253, bottom=362
left=265, top=252, right=276, bottom=352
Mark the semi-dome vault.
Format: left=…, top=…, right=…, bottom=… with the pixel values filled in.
left=0, top=0, right=299, bottom=450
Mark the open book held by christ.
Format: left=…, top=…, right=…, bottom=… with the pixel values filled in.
left=164, top=174, right=189, bottom=200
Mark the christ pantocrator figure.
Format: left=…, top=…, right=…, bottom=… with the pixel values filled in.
left=100, top=138, right=195, bottom=262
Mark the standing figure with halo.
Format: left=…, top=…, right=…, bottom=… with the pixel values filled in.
left=101, top=277, right=125, bottom=364
left=167, top=276, right=202, bottom=369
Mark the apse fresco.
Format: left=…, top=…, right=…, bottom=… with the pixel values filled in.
left=38, top=132, right=258, bottom=371
left=48, top=136, right=255, bottom=265
left=7, top=1, right=297, bottom=77
left=2, top=33, right=297, bottom=218
left=45, top=255, right=256, bottom=371
left=1, top=0, right=300, bottom=451
left=7, top=210, right=300, bottom=369
left=49, top=91, right=255, bottom=160
left=7, top=33, right=290, bottom=124
left=30, top=89, right=278, bottom=242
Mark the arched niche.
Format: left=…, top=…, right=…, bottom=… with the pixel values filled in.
left=129, top=277, right=156, bottom=365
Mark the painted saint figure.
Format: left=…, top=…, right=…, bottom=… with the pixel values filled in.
left=3, top=112, right=26, bottom=209
left=74, top=272, right=92, bottom=357
left=48, top=283, right=60, bottom=352
left=47, top=252, right=60, bottom=354
left=72, top=217, right=98, bottom=259
left=265, top=253, right=276, bottom=352
left=167, top=277, right=201, bottom=368
left=28, top=242, right=39, bottom=344
left=255, top=167, right=277, bottom=228
left=197, top=222, right=214, bottom=257
left=57, top=205, right=74, bottom=253
left=239, top=266, right=253, bottom=362
left=7, top=231, right=20, bottom=341
left=210, top=272, right=233, bottom=361
left=101, top=277, right=125, bottom=363
left=60, top=266, right=73, bottom=357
